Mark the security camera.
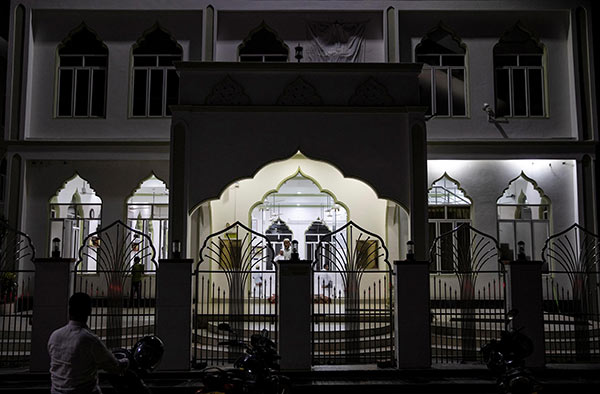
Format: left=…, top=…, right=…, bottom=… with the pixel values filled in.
left=482, top=103, right=496, bottom=121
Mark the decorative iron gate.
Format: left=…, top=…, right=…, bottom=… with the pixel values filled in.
left=542, top=224, right=600, bottom=363
left=429, top=223, right=506, bottom=363
left=73, top=220, right=157, bottom=349
left=311, top=221, right=394, bottom=366
left=0, top=220, right=35, bottom=368
left=193, top=222, right=276, bottom=367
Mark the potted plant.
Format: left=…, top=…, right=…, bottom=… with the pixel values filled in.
left=0, top=272, right=18, bottom=314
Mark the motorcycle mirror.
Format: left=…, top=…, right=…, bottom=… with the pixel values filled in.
left=217, top=323, right=232, bottom=332
left=506, top=309, right=519, bottom=321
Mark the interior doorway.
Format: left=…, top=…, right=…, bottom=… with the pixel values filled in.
left=250, top=172, right=348, bottom=262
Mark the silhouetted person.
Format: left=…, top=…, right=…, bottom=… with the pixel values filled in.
left=48, top=292, right=128, bottom=394
left=130, top=257, right=144, bottom=306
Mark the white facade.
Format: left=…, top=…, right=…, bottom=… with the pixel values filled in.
left=1, top=0, right=597, bottom=267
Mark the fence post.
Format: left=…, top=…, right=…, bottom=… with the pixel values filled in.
left=156, top=258, right=193, bottom=371
left=278, top=259, right=311, bottom=371
left=506, top=258, right=545, bottom=368
left=395, top=259, right=430, bottom=368
left=30, top=258, right=74, bottom=372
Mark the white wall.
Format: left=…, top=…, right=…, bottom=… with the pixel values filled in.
left=216, top=11, right=384, bottom=62
left=427, top=159, right=578, bottom=242
left=27, top=9, right=202, bottom=140
left=400, top=10, right=575, bottom=140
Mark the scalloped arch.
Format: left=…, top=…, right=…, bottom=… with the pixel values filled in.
left=237, top=21, right=290, bottom=58
left=428, top=172, right=473, bottom=204
left=57, top=23, right=108, bottom=54
left=126, top=172, right=169, bottom=203
left=496, top=171, right=551, bottom=204
left=189, top=151, right=408, bottom=214
left=493, top=21, right=545, bottom=55
left=415, top=22, right=466, bottom=55
left=131, top=22, right=183, bottom=55
left=49, top=173, right=102, bottom=203
left=248, top=167, right=350, bottom=222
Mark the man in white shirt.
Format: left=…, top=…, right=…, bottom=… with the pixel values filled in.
left=280, top=238, right=293, bottom=260
left=48, top=292, right=129, bottom=394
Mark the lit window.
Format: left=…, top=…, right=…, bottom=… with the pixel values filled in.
left=131, top=26, right=182, bottom=117
left=238, top=23, right=289, bottom=62
left=127, top=175, right=169, bottom=265
left=494, top=24, right=545, bottom=117
left=56, top=25, right=108, bottom=118
left=497, top=173, right=550, bottom=261
left=416, top=25, right=467, bottom=117
left=428, top=174, right=471, bottom=272
left=49, top=175, right=102, bottom=270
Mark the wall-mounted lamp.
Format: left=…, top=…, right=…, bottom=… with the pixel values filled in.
left=291, top=239, right=299, bottom=261
left=295, top=44, right=303, bottom=62
left=52, top=237, right=61, bottom=259
left=406, top=240, right=415, bottom=261
left=172, top=240, right=182, bottom=259
left=517, top=240, right=526, bottom=261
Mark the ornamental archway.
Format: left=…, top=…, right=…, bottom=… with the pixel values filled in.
left=169, top=61, right=427, bottom=260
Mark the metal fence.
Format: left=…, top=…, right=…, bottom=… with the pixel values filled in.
left=0, top=220, right=36, bottom=368
left=73, top=220, right=157, bottom=350
left=542, top=224, right=600, bottom=363
left=311, top=221, right=394, bottom=366
left=193, top=222, right=276, bottom=367
left=429, top=223, right=506, bottom=364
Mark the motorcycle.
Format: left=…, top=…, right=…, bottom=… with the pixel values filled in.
left=481, top=309, right=542, bottom=394
left=109, top=335, right=165, bottom=394
left=196, top=323, right=289, bottom=394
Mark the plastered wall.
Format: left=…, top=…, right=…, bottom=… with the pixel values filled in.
left=26, top=10, right=202, bottom=140
left=399, top=10, right=575, bottom=140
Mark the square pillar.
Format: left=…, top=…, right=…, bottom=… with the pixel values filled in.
left=156, top=258, right=193, bottom=371
left=278, top=260, right=311, bottom=371
left=30, top=258, right=74, bottom=372
left=395, top=259, right=431, bottom=368
left=506, top=259, right=545, bottom=368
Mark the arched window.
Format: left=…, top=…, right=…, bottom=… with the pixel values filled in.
left=494, top=23, right=545, bottom=117
left=238, top=23, right=289, bottom=62
left=415, top=24, right=467, bottom=117
left=131, top=26, right=182, bottom=117
left=497, top=173, right=550, bottom=261
left=428, top=174, right=471, bottom=272
left=49, top=175, right=102, bottom=268
left=56, top=24, right=108, bottom=117
left=127, top=175, right=169, bottom=262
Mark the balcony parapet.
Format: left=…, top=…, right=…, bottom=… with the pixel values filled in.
left=175, top=62, right=423, bottom=108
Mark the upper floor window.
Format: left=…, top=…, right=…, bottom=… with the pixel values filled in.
left=57, top=25, right=108, bottom=118
left=131, top=26, right=182, bottom=117
left=238, top=23, right=289, bottom=62
left=416, top=25, right=467, bottom=117
left=494, top=24, right=545, bottom=117
left=497, top=173, right=550, bottom=261
left=428, top=174, right=471, bottom=272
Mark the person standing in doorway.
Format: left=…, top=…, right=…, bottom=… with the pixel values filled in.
left=280, top=238, right=293, bottom=260
left=130, top=257, right=144, bottom=306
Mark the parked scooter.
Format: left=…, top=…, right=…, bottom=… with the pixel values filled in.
left=481, top=309, right=542, bottom=394
left=196, top=323, right=289, bottom=394
left=109, top=335, right=165, bottom=394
